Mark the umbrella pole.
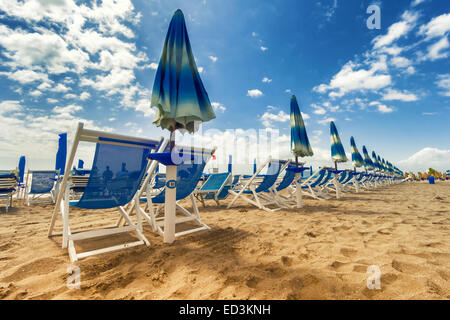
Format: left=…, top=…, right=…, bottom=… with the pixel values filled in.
left=164, top=127, right=177, bottom=243
left=294, top=155, right=302, bottom=208
left=333, top=161, right=341, bottom=199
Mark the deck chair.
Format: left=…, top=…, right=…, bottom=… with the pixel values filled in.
left=194, top=172, right=231, bottom=206
left=271, top=165, right=310, bottom=208
left=227, top=158, right=290, bottom=212
left=136, top=146, right=216, bottom=239
left=48, top=122, right=164, bottom=262
left=0, top=172, right=18, bottom=213
left=298, top=168, right=332, bottom=200
left=25, top=170, right=60, bottom=206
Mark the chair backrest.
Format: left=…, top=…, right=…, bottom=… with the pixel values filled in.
left=56, top=123, right=164, bottom=210
left=29, top=170, right=58, bottom=194
left=151, top=147, right=216, bottom=202
left=74, top=141, right=160, bottom=209
left=200, top=172, right=230, bottom=192
left=153, top=173, right=166, bottom=189
left=275, top=169, right=296, bottom=191
left=254, top=160, right=284, bottom=193
left=314, top=169, right=331, bottom=187
left=0, top=172, right=18, bottom=192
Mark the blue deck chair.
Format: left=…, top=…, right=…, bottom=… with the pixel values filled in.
left=48, top=122, right=165, bottom=262
left=137, top=146, right=216, bottom=239
left=195, top=172, right=231, bottom=206
left=0, top=172, right=18, bottom=213
left=298, top=168, right=332, bottom=200
left=25, top=170, right=60, bottom=206
left=227, top=158, right=290, bottom=212
left=202, top=174, right=240, bottom=204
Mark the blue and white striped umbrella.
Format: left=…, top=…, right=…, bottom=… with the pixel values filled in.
left=55, top=133, right=67, bottom=175
left=350, top=136, right=364, bottom=168
left=372, top=151, right=381, bottom=170
left=362, top=146, right=374, bottom=170
left=330, top=121, right=348, bottom=163
left=290, top=95, right=313, bottom=158
left=151, top=9, right=216, bottom=135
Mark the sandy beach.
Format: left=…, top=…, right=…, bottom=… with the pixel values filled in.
left=0, top=181, right=449, bottom=300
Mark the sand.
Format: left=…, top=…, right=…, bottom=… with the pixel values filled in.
left=0, top=181, right=449, bottom=300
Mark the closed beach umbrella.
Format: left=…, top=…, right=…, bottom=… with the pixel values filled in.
left=228, top=155, right=232, bottom=173
left=330, top=121, right=348, bottom=168
left=362, top=146, right=374, bottom=171
left=290, top=95, right=313, bottom=161
left=151, top=9, right=216, bottom=243
left=253, top=158, right=257, bottom=174
left=371, top=151, right=380, bottom=171
left=151, top=9, right=216, bottom=148
left=18, top=155, right=26, bottom=183
left=55, top=133, right=67, bottom=175
left=289, top=95, right=313, bottom=208
left=78, top=159, right=84, bottom=169
left=350, top=136, right=364, bottom=168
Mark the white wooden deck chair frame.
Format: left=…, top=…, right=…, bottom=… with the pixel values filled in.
left=134, top=145, right=216, bottom=240
left=226, top=157, right=289, bottom=212
left=25, top=169, right=60, bottom=206
left=48, top=122, right=163, bottom=262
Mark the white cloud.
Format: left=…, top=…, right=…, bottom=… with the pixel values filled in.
left=399, top=147, right=450, bottom=171
left=80, top=92, right=90, bottom=101
left=208, top=55, right=218, bottom=62
left=64, top=93, right=77, bottom=99
left=285, top=89, right=291, bottom=93
left=211, top=102, right=226, bottom=113
left=391, top=56, right=412, bottom=68
left=313, top=56, right=391, bottom=97
left=422, top=112, right=437, bottom=116
left=369, top=100, right=394, bottom=113
left=260, top=46, right=268, bottom=52
left=261, top=110, right=295, bottom=127
left=372, top=11, right=418, bottom=49
left=382, top=88, right=419, bottom=101
left=51, top=83, right=70, bottom=92
left=252, top=32, right=257, bottom=37
left=424, top=36, right=449, bottom=61
left=0, top=69, right=50, bottom=84
left=436, top=74, right=450, bottom=96
left=0, top=100, right=22, bottom=114
left=377, top=104, right=394, bottom=113
left=148, top=62, right=158, bottom=70
left=411, top=0, right=426, bottom=7
left=419, top=13, right=450, bottom=39
left=247, top=89, right=263, bottom=98
left=30, top=90, right=42, bottom=97
left=317, top=117, right=336, bottom=125
left=197, top=66, right=204, bottom=73
left=46, top=98, right=58, bottom=104
left=262, top=77, right=272, bottom=83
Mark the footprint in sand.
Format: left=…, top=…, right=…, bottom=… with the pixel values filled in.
left=0, top=257, right=64, bottom=282
left=340, top=248, right=358, bottom=258
left=391, top=259, right=422, bottom=274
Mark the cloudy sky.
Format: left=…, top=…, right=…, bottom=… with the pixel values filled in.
left=0, top=0, right=449, bottom=173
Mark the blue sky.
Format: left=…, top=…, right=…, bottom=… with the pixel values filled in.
left=0, top=0, right=449, bottom=172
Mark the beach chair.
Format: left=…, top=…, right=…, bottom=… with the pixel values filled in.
left=195, top=172, right=231, bottom=206
left=25, top=170, right=60, bottom=206
left=297, top=168, right=332, bottom=200
left=0, top=172, right=18, bottom=213
left=226, top=158, right=290, bottom=212
left=48, top=122, right=164, bottom=262
left=136, top=146, right=216, bottom=239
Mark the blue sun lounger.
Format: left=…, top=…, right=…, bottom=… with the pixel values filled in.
left=227, top=158, right=290, bottom=212
left=195, top=172, right=231, bottom=206
left=0, top=172, right=18, bottom=213
left=48, top=122, right=165, bottom=262
left=137, top=146, right=216, bottom=239
left=25, top=170, right=60, bottom=206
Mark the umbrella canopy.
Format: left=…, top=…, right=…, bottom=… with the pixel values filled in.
left=350, top=136, right=364, bottom=168
left=377, top=155, right=384, bottom=172
left=330, top=121, right=348, bottom=163
left=290, top=95, right=313, bottom=158
left=253, top=159, right=257, bottom=174
left=362, top=146, right=374, bottom=170
left=55, top=133, right=67, bottom=175
left=371, top=151, right=381, bottom=171
left=78, top=159, right=84, bottom=169
left=18, top=156, right=25, bottom=183
left=151, top=9, right=216, bottom=137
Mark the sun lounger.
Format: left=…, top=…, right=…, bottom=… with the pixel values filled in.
left=25, top=170, right=60, bottom=206
left=48, top=122, right=165, bottom=262
left=0, top=172, right=18, bottom=213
